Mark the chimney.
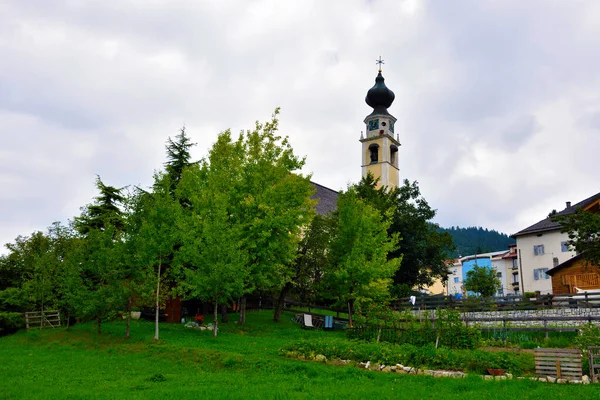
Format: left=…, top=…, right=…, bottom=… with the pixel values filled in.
left=566, top=201, right=571, bottom=208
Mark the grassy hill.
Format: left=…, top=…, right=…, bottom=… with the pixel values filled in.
left=0, top=312, right=592, bottom=399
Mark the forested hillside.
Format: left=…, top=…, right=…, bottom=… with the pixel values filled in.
left=438, top=226, right=515, bottom=258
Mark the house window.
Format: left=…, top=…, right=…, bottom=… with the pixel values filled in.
left=561, top=241, right=569, bottom=252
left=496, top=272, right=502, bottom=278
left=533, top=244, right=545, bottom=256
left=533, top=268, right=550, bottom=280
left=553, top=257, right=559, bottom=268
left=512, top=258, right=518, bottom=268
left=453, top=277, right=459, bottom=283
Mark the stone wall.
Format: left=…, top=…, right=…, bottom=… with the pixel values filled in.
left=414, top=307, right=600, bottom=328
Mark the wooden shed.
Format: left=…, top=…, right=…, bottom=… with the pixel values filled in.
left=546, top=253, right=600, bottom=294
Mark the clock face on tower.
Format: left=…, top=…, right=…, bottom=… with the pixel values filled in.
left=389, top=120, right=395, bottom=133
left=368, top=119, right=379, bottom=131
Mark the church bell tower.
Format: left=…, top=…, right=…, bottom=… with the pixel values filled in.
left=360, top=59, right=400, bottom=189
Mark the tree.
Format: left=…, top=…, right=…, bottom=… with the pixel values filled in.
left=130, top=173, right=182, bottom=341
left=355, top=174, right=455, bottom=295
left=165, top=126, right=196, bottom=197
left=75, top=176, right=126, bottom=235
left=75, top=177, right=128, bottom=334
left=554, top=208, right=600, bottom=267
left=463, top=265, right=501, bottom=297
left=325, top=187, right=399, bottom=327
left=178, top=142, right=247, bottom=336
left=273, top=214, right=334, bottom=322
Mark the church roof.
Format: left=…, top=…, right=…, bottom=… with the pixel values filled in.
left=311, top=182, right=338, bottom=215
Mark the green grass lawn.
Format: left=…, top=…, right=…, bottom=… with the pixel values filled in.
left=0, top=311, right=597, bottom=400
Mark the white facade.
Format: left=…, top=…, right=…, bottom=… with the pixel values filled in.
left=446, top=250, right=508, bottom=296
left=516, top=230, right=576, bottom=294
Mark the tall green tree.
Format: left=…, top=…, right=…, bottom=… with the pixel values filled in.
left=178, top=135, right=247, bottom=336
left=75, top=177, right=128, bottom=334
left=274, top=214, right=334, bottom=321
left=554, top=208, right=600, bottom=267
left=463, top=265, right=501, bottom=297
left=326, top=187, right=400, bottom=327
left=355, top=174, right=455, bottom=295
left=165, top=126, right=196, bottom=197
left=130, top=174, right=182, bottom=341
left=75, top=176, right=126, bottom=235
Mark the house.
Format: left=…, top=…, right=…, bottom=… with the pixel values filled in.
left=446, top=250, right=508, bottom=296
left=491, top=244, right=519, bottom=295
left=512, top=191, right=600, bottom=294
left=546, top=253, right=600, bottom=294
left=545, top=193, right=600, bottom=294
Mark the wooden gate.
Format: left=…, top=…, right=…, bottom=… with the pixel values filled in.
left=25, top=310, right=61, bottom=330
left=534, top=348, right=582, bottom=380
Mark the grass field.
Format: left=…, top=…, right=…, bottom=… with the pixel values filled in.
left=0, top=311, right=597, bottom=400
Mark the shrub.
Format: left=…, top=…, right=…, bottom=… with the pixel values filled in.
left=574, top=323, right=600, bottom=352
left=281, top=340, right=535, bottom=375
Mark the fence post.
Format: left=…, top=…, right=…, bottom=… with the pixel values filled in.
left=544, top=319, right=548, bottom=339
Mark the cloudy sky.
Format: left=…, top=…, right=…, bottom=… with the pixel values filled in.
left=2, top=0, right=600, bottom=252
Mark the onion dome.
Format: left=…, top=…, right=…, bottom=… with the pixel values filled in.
left=365, top=71, right=395, bottom=114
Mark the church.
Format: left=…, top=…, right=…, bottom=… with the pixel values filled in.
left=313, top=63, right=401, bottom=214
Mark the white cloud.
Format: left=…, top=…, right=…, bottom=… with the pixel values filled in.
left=1, top=0, right=600, bottom=252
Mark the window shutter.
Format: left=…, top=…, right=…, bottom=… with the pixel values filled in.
left=534, top=269, right=539, bottom=280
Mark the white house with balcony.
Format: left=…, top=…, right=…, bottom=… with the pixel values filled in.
left=511, top=193, right=600, bottom=294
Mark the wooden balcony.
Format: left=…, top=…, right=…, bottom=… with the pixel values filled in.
left=562, top=273, right=600, bottom=293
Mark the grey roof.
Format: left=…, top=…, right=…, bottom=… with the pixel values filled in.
left=512, top=191, right=600, bottom=238
left=311, top=182, right=338, bottom=215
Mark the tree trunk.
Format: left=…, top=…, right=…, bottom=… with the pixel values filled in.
left=220, top=304, right=228, bottom=323
left=213, top=298, right=219, bottom=338
left=154, top=260, right=161, bottom=341
left=97, top=317, right=102, bottom=334
left=126, top=296, right=132, bottom=339
left=66, top=312, right=71, bottom=330
left=273, top=282, right=292, bottom=322
left=238, top=296, right=247, bottom=324
left=347, top=300, right=354, bottom=328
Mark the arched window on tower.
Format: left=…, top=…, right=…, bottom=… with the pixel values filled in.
left=390, top=144, right=398, bottom=166
left=368, top=143, right=379, bottom=163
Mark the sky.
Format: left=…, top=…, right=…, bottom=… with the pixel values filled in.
left=2, top=0, right=600, bottom=253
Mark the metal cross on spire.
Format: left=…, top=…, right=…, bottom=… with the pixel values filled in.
left=376, top=56, right=384, bottom=72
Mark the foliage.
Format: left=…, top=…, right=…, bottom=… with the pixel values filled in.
left=164, top=126, right=196, bottom=196
left=574, top=323, right=600, bottom=353
left=282, top=340, right=533, bottom=375
left=74, top=176, right=126, bottom=235
left=130, top=174, right=183, bottom=340
left=355, top=174, right=455, bottom=291
left=463, top=265, right=501, bottom=297
left=439, top=226, right=514, bottom=258
left=325, top=186, right=399, bottom=326
left=349, top=309, right=481, bottom=350
left=177, top=133, right=247, bottom=336
left=288, top=214, right=335, bottom=305
left=553, top=208, right=600, bottom=267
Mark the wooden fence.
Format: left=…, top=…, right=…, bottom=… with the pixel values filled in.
left=25, top=310, right=61, bottom=330
left=534, top=348, right=582, bottom=380
left=391, top=292, right=600, bottom=311
left=589, top=346, right=600, bottom=383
